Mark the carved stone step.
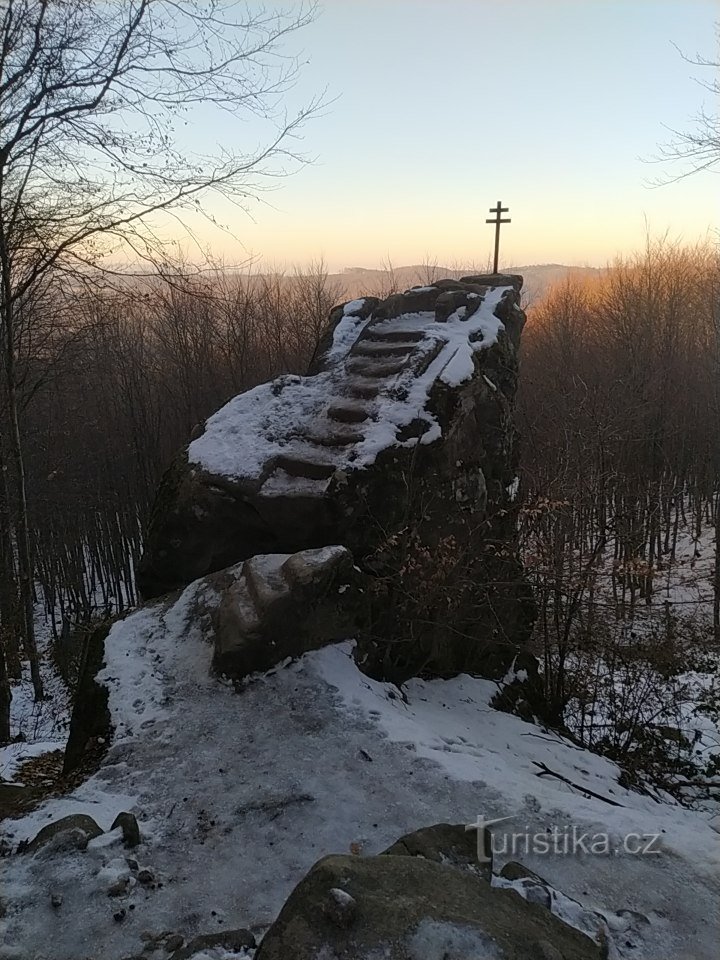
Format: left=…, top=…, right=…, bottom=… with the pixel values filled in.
left=305, top=427, right=364, bottom=447
left=327, top=402, right=373, bottom=424
left=345, top=379, right=382, bottom=400
left=260, top=470, right=329, bottom=498
left=362, top=327, right=425, bottom=344
left=405, top=338, right=447, bottom=378
left=352, top=340, right=419, bottom=358
left=273, top=455, right=337, bottom=479
left=345, top=357, right=406, bottom=378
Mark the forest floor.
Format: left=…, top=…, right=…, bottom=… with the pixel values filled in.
left=1, top=553, right=719, bottom=960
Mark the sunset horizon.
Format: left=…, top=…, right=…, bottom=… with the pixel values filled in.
left=140, top=0, right=717, bottom=272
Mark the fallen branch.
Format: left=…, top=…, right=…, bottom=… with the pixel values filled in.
left=670, top=780, right=720, bottom=790
left=532, top=761, right=625, bottom=807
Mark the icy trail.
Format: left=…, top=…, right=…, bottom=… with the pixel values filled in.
left=1, top=578, right=718, bottom=959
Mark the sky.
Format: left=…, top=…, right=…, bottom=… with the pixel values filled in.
left=171, top=0, right=718, bottom=271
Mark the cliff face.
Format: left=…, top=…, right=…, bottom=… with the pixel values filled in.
left=136, top=275, right=534, bottom=680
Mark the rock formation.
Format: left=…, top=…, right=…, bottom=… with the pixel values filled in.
left=255, top=849, right=603, bottom=960
left=137, top=274, right=534, bottom=680
left=208, top=544, right=367, bottom=677
left=63, top=546, right=367, bottom=772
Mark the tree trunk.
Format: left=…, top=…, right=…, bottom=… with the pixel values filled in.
left=6, top=377, right=43, bottom=699
left=1, top=287, right=44, bottom=700
left=0, top=438, right=22, bottom=678
left=0, top=431, right=12, bottom=740
left=0, top=634, right=10, bottom=743
left=714, top=493, right=720, bottom=644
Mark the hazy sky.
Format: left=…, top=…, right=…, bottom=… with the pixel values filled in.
left=176, top=0, right=717, bottom=271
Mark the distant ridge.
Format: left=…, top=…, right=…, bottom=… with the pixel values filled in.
left=334, top=263, right=603, bottom=304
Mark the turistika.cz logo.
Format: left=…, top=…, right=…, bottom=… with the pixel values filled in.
left=465, top=815, right=663, bottom=863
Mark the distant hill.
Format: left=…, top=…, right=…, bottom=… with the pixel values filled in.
left=506, top=264, right=604, bottom=304
left=332, top=263, right=603, bottom=306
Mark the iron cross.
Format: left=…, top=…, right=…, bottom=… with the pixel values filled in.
left=485, top=201, right=511, bottom=273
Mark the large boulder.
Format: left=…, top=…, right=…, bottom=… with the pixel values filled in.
left=169, top=929, right=256, bottom=960
left=382, top=821, right=491, bottom=880
left=24, top=814, right=103, bottom=856
left=207, top=545, right=368, bottom=677
left=137, top=276, right=535, bottom=680
left=255, top=853, right=603, bottom=960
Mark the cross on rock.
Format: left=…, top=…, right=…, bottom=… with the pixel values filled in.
left=485, top=201, right=511, bottom=273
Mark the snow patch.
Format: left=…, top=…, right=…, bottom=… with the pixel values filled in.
left=407, top=919, right=501, bottom=959
left=0, top=740, right=62, bottom=784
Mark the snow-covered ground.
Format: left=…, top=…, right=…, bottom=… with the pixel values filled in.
left=1, top=576, right=718, bottom=960
left=2, top=584, right=133, bottom=781
left=2, top=610, right=70, bottom=782
left=521, top=515, right=720, bottom=797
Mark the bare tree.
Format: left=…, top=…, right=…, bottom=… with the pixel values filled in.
left=653, top=26, right=720, bottom=180
left=519, top=240, right=720, bottom=775
left=0, top=0, right=320, bottom=705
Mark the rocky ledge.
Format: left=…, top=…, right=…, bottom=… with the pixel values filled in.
left=136, top=276, right=534, bottom=683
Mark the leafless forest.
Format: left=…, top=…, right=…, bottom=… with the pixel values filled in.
left=519, top=239, right=720, bottom=789
left=1, top=240, right=719, bottom=787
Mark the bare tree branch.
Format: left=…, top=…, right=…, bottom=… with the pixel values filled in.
left=648, top=26, right=720, bottom=183
left=0, top=0, right=322, bottom=702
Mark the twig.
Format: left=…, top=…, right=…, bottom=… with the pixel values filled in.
left=532, top=761, right=625, bottom=807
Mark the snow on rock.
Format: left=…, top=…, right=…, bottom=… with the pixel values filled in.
left=321, top=297, right=376, bottom=368
left=187, top=287, right=507, bottom=483
left=1, top=577, right=718, bottom=959
left=135, top=278, right=535, bottom=687
left=208, top=545, right=367, bottom=678
left=407, top=919, right=503, bottom=959
left=254, top=850, right=600, bottom=959
left=136, top=276, right=528, bottom=606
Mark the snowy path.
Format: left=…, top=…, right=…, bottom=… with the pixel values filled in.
left=1, top=580, right=718, bottom=960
